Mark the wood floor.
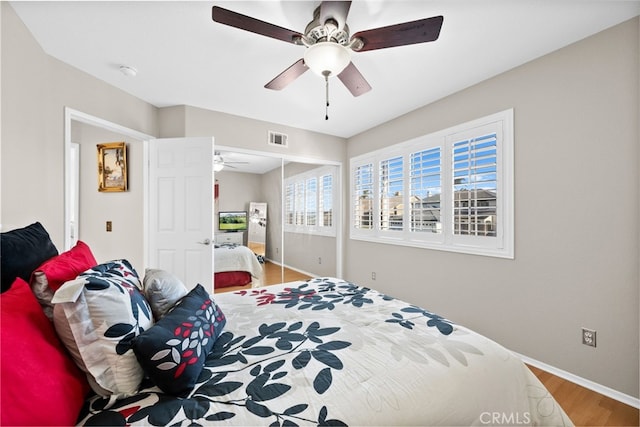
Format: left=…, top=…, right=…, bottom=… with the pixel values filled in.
left=528, top=365, right=639, bottom=426
left=216, top=265, right=639, bottom=426
left=214, top=261, right=311, bottom=294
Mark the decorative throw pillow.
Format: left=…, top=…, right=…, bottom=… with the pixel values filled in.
left=132, top=284, right=226, bottom=396
left=52, top=259, right=154, bottom=398
left=143, top=268, right=189, bottom=320
left=31, top=240, right=98, bottom=320
left=0, top=222, right=58, bottom=292
left=1, top=277, right=90, bottom=426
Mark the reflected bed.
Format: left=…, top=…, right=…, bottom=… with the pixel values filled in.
left=214, top=243, right=263, bottom=290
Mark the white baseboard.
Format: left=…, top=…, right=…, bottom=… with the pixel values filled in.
left=515, top=352, right=640, bottom=409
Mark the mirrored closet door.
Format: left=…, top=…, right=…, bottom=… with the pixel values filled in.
left=213, top=150, right=284, bottom=287
left=213, top=146, right=341, bottom=289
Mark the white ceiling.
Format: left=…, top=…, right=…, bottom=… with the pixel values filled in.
left=215, top=149, right=284, bottom=174
left=10, top=1, right=640, bottom=139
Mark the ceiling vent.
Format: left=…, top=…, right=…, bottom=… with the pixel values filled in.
left=268, top=131, right=288, bottom=147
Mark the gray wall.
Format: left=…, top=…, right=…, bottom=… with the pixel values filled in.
left=167, top=104, right=347, bottom=164
left=72, top=123, right=144, bottom=269
left=346, top=17, right=639, bottom=398
left=1, top=2, right=157, bottom=248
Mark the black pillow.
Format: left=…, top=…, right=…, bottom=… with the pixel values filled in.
left=132, top=284, right=226, bottom=396
left=1, top=222, right=58, bottom=292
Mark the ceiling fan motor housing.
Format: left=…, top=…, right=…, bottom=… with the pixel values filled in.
left=303, top=6, right=350, bottom=45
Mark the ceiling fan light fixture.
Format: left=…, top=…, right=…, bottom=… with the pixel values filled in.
left=213, top=162, right=224, bottom=172
left=304, top=42, right=350, bottom=77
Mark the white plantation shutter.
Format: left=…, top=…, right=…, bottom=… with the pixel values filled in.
left=410, top=147, right=442, bottom=234
left=379, top=156, right=404, bottom=231
left=350, top=109, right=513, bottom=258
left=285, top=183, right=294, bottom=226
left=320, top=174, right=333, bottom=227
left=294, top=181, right=304, bottom=226
left=284, top=166, right=337, bottom=236
left=452, top=133, right=498, bottom=237
left=306, top=178, right=317, bottom=226
left=353, top=163, right=373, bottom=230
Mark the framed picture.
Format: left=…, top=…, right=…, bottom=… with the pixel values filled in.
left=97, top=142, right=127, bottom=192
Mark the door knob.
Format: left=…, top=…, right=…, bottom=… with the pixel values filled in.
left=198, top=238, right=212, bottom=245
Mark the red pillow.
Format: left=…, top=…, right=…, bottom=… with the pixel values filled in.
left=0, top=278, right=90, bottom=426
left=32, top=240, right=97, bottom=291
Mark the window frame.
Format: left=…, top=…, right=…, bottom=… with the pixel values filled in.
left=284, top=165, right=338, bottom=237
left=349, top=109, right=514, bottom=259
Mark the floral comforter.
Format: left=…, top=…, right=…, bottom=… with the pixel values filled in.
left=78, top=278, right=572, bottom=426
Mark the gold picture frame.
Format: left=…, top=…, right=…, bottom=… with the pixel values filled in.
left=97, top=142, right=127, bottom=192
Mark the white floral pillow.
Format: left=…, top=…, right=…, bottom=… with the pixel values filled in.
left=52, top=259, right=153, bottom=398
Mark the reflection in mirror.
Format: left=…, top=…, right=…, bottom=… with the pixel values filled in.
left=283, top=162, right=339, bottom=279
left=213, top=146, right=341, bottom=290
left=213, top=150, right=284, bottom=290
left=248, top=202, right=267, bottom=261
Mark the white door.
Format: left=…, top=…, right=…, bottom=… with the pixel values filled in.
left=148, top=137, right=214, bottom=293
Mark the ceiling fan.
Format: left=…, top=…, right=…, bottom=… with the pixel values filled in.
left=212, top=2, right=443, bottom=118
left=213, top=152, right=248, bottom=172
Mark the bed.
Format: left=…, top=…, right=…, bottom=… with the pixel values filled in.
left=214, top=243, right=264, bottom=289
left=76, top=277, right=572, bottom=426
left=1, top=222, right=573, bottom=426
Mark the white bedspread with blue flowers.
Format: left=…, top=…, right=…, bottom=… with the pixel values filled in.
left=78, top=277, right=572, bottom=426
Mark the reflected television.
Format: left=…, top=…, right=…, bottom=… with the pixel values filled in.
left=218, top=211, right=248, bottom=231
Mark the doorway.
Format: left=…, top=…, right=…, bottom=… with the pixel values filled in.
left=64, top=108, right=153, bottom=267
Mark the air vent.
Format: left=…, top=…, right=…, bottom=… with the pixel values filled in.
left=268, top=131, right=288, bottom=147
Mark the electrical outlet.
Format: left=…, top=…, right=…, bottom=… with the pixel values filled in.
left=106, top=221, right=112, bottom=232
left=318, top=257, right=322, bottom=264
left=371, top=272, right=376, bottom=280
left=582, top=328, right=597, bottom=347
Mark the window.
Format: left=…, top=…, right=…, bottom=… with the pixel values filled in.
left=353, top=163, right=373, bottom=230
left=285, top=183, right=294, bottom=226
left=452, top=132, right=497, bottom=237
left=284, top=166, right=338, bottom=236
left=379, top=156, right=403, bottom=231
left=350, top=109, right=513, bottom=258
left=306, top=178, right=317, bottom=226
left=319, top=174, right=333, bottom=227
left=294, top=181, right=305, bottom=226
left=410, top=147, right=442, bottom=234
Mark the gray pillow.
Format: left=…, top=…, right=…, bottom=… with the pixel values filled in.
left=143, top=269, right=188, bottom=320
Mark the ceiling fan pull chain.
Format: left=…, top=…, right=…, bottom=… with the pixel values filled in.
left=324, top=71, right=330, bottom=120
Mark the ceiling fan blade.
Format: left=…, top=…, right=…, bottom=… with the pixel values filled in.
left=212, top=6, right=303, bottom=44
left=351, top=15, right=444, bottom=52
left=319, top=1, right=352, bottom=30
left=337, top=62, right=371, bottom=97
left=265, top=59, right=309, bottom=91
